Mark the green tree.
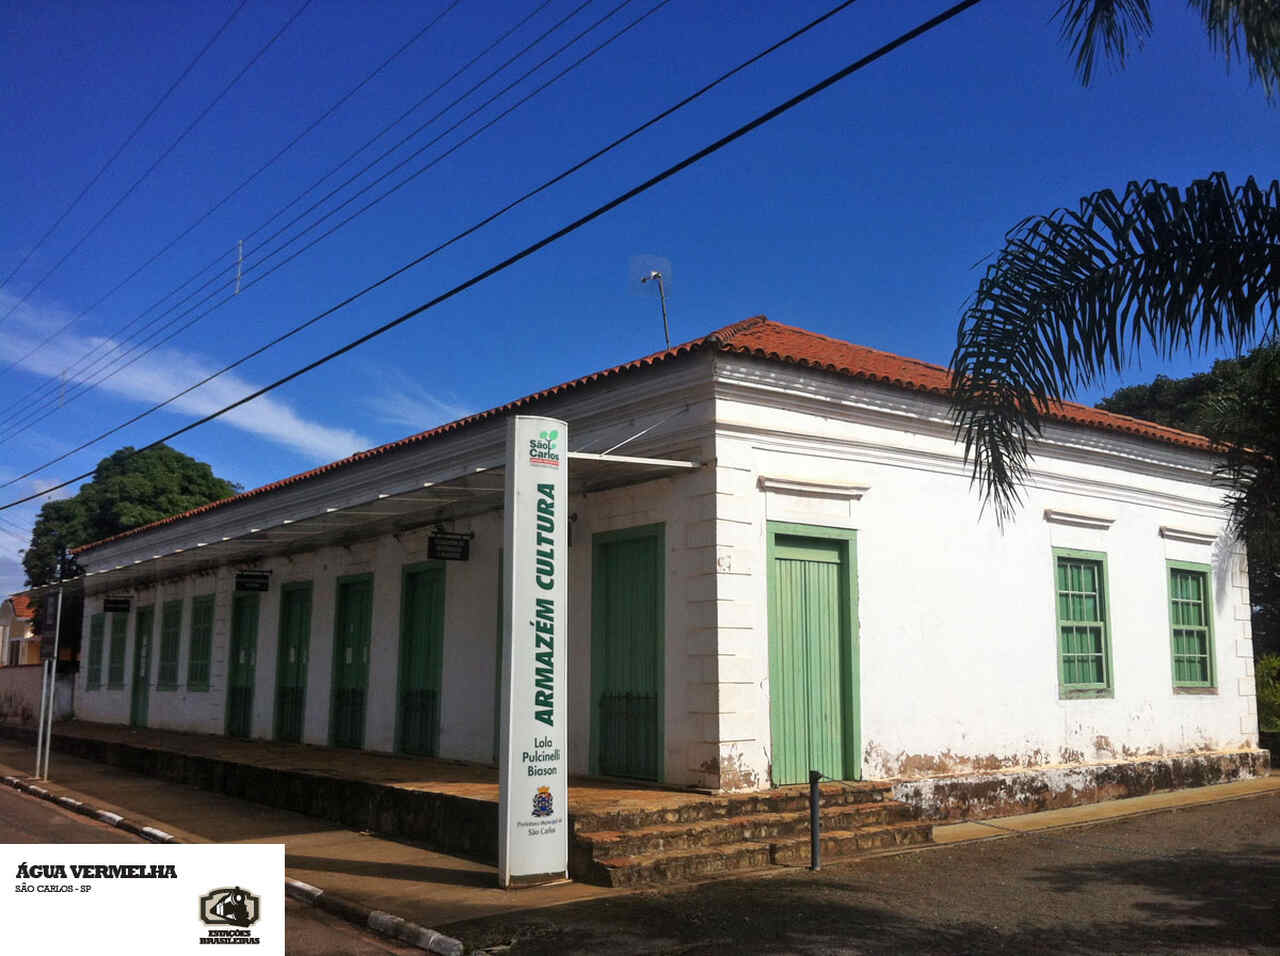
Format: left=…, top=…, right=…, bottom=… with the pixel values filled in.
left=23, top=444, right=239, bottom=587
left=1056, top=0, right=1280, bottom=98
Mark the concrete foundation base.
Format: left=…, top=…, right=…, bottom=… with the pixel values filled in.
left=892, top=749, right=1271, bottom=822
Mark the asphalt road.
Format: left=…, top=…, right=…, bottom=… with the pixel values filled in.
left=452, top=791, right=1280, bottom=955
left=0, top=784, right=417, bottom=954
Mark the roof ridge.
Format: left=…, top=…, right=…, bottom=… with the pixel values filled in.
left=704, top=314, right=769, bottom=344
left=722, top=316, right=950, bottom=373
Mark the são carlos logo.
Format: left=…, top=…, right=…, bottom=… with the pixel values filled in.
left=532, top=785, right=554, bottom=817
left=528, top=429, right=560, bottom=468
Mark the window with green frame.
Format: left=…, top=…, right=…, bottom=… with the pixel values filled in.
left=1168, top=562, right=1215, bottom=688
left=1053, top=549, right=1114, bottom=696
left=86, top=613, right=105, bottom=689
left=187, top=594, right=214, bottom=690
left=157, top=599, right=183, bottom=690
left=106, top=612, right=128, bottom=688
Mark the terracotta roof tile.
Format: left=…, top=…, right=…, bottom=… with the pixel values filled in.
left=8, top=594, right=35, bottom=619
left=75, top=316, right=1214, bottom=554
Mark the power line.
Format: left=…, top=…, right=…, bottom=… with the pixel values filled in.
left=0, top=0, right=315, bottom=329
left=0, top=0, right=628, bottom=440
left=0, top=0, right=608, bottom=442
left=0, top=0, right=465, bottom=382
left=0, top=0, right=250, bottom=294
left=0, top=0, right=984, bottom=513
left=0, top=0, right=835, bottom=459
left=0, top=0, right=565, bottom=426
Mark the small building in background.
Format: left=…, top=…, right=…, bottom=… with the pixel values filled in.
left=0, top=593, right=36, bottom=667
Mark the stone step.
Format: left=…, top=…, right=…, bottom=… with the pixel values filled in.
left=584, top=818, right=935, bottom=888
left=575, top=801, right=914, bottom=860
left=570, top=780, right=893, bottom=834
left=591, top=841, right=775, bottom=888
left=767, top=821, right=935, bottom=867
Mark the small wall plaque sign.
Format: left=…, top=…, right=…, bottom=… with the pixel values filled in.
left=235, top=570, right=271, bottom=592
left=428, top=532, right=471, bottom=562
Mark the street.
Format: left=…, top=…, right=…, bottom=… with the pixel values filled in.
left=0, top=784, right=418, bottom=954
left=451, top=790, right=1280, bottom=955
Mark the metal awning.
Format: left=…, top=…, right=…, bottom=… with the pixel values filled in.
left=35, top=452, right=697, bottom=598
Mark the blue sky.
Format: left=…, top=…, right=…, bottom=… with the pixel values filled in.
left=0, top=0, right=1274, bottom=594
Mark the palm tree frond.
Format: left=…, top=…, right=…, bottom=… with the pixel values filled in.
left=1189, top=0, right=1280, bottom=101
left=950, top=173, right=1280, bottom=526
left=1054, top=0, right=1154, bottom=84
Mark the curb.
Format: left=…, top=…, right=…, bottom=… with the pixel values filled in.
left=0, top=773, right=463, bottom=955
left=285, top=878, right=463, bottom=956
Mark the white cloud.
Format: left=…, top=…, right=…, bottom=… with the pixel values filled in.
left=0, top=294, right=373, bottom=463
left=363, top=365, right=471, bottom=432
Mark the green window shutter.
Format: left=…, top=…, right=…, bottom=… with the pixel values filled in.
left=187, top=595, right=215, bottom=691
left=1053, top=550, right=1114, bottom=697
left=87, top=614, right=105, bottom=689
left=107, top=613, right=128, bottom=688
left=1168, top=563, right=1215, bottom=688
left=157, top=600, right=183, bottom=690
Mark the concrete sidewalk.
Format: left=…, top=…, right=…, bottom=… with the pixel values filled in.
left=1, top=734, right=1276, bottom=934
left=0, top=738, right=613, bottom=930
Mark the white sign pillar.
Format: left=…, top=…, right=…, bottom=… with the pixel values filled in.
left=498, top=415, right=568, bottom=887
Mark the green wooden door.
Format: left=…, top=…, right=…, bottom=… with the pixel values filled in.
left=331, top=576, right=372, bottom=749
left=591, top=526, right=663, bottom=780
left=768, top=531, right=858, bottom=786
left=274, top=584, right=312, bottom=743
left=398, top=565, right=445, bottom=755
left=226, top=593, right=259, bottom=738
left=130, top=606, right=154, bottom=727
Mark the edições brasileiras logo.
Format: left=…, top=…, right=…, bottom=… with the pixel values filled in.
left=528, top=429, right=560, bottom=467
left=200, top=886, right=260, bottom=927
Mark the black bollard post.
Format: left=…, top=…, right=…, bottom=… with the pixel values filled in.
left=809, top=769, right=821, bottom=871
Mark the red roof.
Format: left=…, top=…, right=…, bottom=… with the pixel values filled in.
left=75, top=317, right=1214, bottom=554
left=7, top=594, right=35, bottom=620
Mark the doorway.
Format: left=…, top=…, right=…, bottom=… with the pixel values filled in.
left=130, top=605, right=154, bottom=727
left=226, top=593, right=259, bottom=738
left=767, top=523, right=860, bottom=785
left=591, top=524, right=664, bottom=780
left=397, top=563, right=445, bottom=756
left=331, top=575, right=373, bottom=749
left=274, top=583, right=312, bottom=743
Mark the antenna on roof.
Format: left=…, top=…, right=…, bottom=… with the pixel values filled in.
left=641, top=271, right=670, bottom=350
left=629, top=254, right=673, bottom=349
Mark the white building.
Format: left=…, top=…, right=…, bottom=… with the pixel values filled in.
left=70, top=317, right=1265, bottom=815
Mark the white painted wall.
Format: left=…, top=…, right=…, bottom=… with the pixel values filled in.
left=74, top=466, right=718, bottom=788
left=708, top=354, right=1256, bottom=790
left=71, top=350, right=1258, bottom=797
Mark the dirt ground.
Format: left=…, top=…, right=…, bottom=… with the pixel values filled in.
left=448, top=792, right=1280, bottom=955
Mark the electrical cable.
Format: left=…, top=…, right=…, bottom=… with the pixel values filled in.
left=0, top=0, right=635, bottom=440
left=0, top=0, right=568, bottom=426
left=0, top=0, right=984, bottom=513
left=0, top=0, right=465, bottom=381
left=0, top=0, right=250, bottom=293
left=0, top=0, right=315, bottom=328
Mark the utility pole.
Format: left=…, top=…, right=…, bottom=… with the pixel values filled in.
left=34, top=547, right=66, bottom=780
